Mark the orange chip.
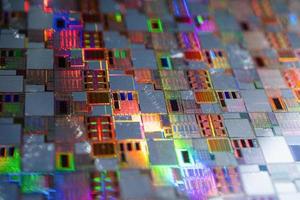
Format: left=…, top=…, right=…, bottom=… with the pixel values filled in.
left=207, top=138, right=232, bottom=152
left=184, top=50, right=202, bottom=60
left=194, top=90, right=216, bottom=103
left=134, top=69, right=153, bottom=83
left=278, top=50, right=298, bottom=63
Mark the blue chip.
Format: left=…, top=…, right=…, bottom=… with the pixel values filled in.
left=259, top=165, right=268, bottom=171
left=127, top=92, right=133, bottom=100
left=120, top=93, right=126, bottom=100
left=160, top=115, right=170, bottom=126
left=225, top=92, right=230, bottom=99
left=5, top=95, right=11, bottom=102
left=290, top=145, right=300, bottom=161
left=161, top=57, right=169, bottom=68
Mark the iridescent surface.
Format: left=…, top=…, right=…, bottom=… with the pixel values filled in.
left=1, top=0, right=300, bottom=199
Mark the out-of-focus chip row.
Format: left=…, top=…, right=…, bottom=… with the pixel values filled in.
left=2, top=0, right=300, bottom=199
